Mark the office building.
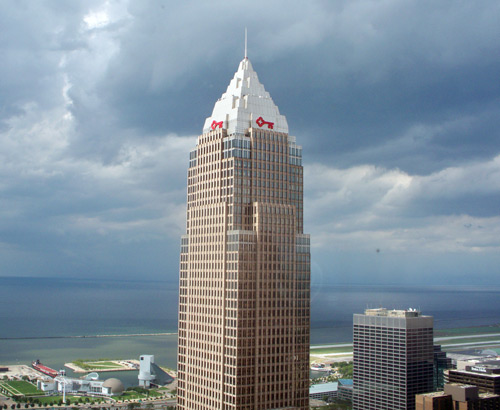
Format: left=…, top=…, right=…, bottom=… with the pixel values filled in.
left=416, top=383, right=500, bottom=410
left=177, top=54, right=310, bottom=409
left=434, top=345, right=453, bottom=390
left=337, top=379, right=354, bottom=402
left=353, top=308, right=434, bottom=410
left=446, top=360, right=500, bottom=395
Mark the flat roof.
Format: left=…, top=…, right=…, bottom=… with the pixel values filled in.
left=309, top=382, right=338, bottom=394
left=417, top=391, right=449, bottom=398
left=449, top=369, right=500, bottom=378
left=364, top=308, right=423, bottom=317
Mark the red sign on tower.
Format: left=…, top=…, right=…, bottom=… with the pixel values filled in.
left=256, top=116, right=274, bottom=129
left=211, top=120, right=223, bottom=130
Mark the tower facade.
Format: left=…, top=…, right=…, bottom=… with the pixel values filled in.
left=177, top=57, right=310, bottom=409
left=353, top=308, right=434, bottom=410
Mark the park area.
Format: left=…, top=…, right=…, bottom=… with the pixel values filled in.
left=65, top=359, right=138, bottom=373
left=0, top=380, right=41, bottom=397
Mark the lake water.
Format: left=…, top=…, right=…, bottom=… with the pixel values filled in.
left=1, top=277, right=500, bottom=386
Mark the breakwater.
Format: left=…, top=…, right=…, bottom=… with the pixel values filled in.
left=0, top=332, right=177, bottom=341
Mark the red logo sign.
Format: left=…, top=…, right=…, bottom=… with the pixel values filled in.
left=211, top=120, right=223, bottom=130
left=256, top=116, right=274, bottom=129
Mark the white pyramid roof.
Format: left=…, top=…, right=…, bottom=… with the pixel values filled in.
left=203, top=58, right=288, bottom=135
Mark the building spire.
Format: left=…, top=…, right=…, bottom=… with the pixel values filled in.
left=202, top=50, right=289, bottom=134
left=244, top=27, right=248, bottom=59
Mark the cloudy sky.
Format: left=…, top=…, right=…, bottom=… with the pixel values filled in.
left=1, top=0, right=499, bottom=285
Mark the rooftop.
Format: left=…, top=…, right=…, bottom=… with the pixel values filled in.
left=364, top=307, right=422, bottom=317
left=309, top=382, right=338, bottom=394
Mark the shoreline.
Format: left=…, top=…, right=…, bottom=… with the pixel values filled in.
left=310, top=333, right=500, bottom=365
left=2, top=326, right=500, bottom=381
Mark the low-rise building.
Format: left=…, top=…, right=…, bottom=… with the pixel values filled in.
left=309, top=382, right=338, bottom=402
left=37, top=375, right=124, bottom=397
left=416, top=383, right=500, bottom=410
left=337, top=379, right=353, bottom=402
left=446, top=360, right=500, bottom=394
left=37, top=378, right=56, bottom=392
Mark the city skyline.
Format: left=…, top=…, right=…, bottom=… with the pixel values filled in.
left=1, top=1, right=500, bottom=285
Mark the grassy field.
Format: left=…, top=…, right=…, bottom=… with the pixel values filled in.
left=1, top=380, right=169, bottom=404
left=117, top=390, right=165, bottom=401
left=0, top=380, right=42, bottom=396
left=34, top=396, right=90, bottom=405
left=146, top=390, right=163, bottom=398
left=439, top=335, right=500, bottom=345
left=119, top=391, right=145, bottom=400
left=435, top=325, right=500, bottom=337
left=310, top=346, right=352, bottom=355
left=308, top=325, right=500, bottom=359
left=83, top=361, right=120, bottom=369
left=70, top=359, right=134, bottom=372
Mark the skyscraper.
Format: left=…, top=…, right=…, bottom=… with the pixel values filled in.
left=177, top=55, right=310, bottom=409
left=353, top=308, right=434, bottom=410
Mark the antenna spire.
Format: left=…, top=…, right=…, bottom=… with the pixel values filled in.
left=244, top=27, right=248, bottom=59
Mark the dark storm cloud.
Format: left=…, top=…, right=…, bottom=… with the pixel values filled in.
left=1, top=0, right=500, bottom=283
left=266, top=1, right=500, bottom=174
left=0, top=1, right=100, bottom=127
left=76, top=0, right=500, bottom=172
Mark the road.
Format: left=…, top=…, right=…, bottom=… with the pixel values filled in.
left=311, top=334, right=500, bottom=351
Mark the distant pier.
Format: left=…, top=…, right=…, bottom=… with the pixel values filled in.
left=0, top=332, right=177, bottom=341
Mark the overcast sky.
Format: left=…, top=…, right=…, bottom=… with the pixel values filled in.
left=1, top=0, right=499, bottom=285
